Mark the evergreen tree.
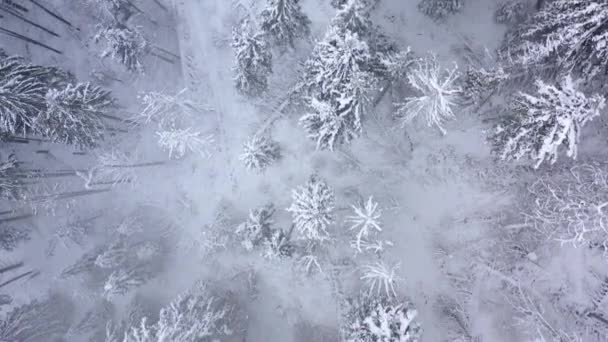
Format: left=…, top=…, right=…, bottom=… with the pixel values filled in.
left=232, top=19, right=273, bottom=97
left=462, top=66, right=508, bottom=105
left=156, top=128, right=214, bottom=159
left=395, top=54, right=462, bottom=134
left=36, top=82, right=114, bottom=149
left=0, top=294, right=73, bottom=342
left=342, top=294, right=423, bottom=342
left=507, top=0, right=608, bottom=83
left=94, top=22, right=149, bottom=73
left=125, top=281, right=235, bottom=341
left=260, top=0, right=311, bottom=48
left=104, top=266, right=152, bottom=298
left=287, top=175, right=335, bottom=242
left=239, top=135, right=281, bottom=171
left=492, top=76, right=605, bottom=168
left=418, top=0, right=463, bottom=21
left=0, top=56, right=47, bottom=135
left=300, top=95, right=363, bottom=151
left=236, top=204, right=275, bottom=251
left=0, top=226, right=30, bottom=251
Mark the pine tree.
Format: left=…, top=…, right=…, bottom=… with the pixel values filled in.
left=240, top=135, right=281, bottom=171
left=287, top=175, right=335, bottom=242
left=125, top=281, right=235, bottom=341
left=95, top=239, right=129, bottom=269
left=104, top=266, right=152, bottom=298
left=156, top=128, right=214, bottom=159
left=0, top=294, right=73, bottom=342
left=347, top=196, right=382, bottom=253
left=395, top=54, right=462, bottom=134
left=232, top=19, right=273, bottom=97
left=94, top=22, right=149, bottom=73
left=418, top=0, right=463, bottom=21
left=508, top=0, right=608, bottom=83
left=494, top=0, right=529, bottom=25
left=0, top=226, right=30, bottom=251
left=236, top=203, right=275, bottom=251
left=260, top=0, right=311, bottom=48
left=462, top=66, right=508, bottom=104
left=492, top=75, right=605, bottom=168
left=0, top=157, right=26, bottom=200
left=342, top=294, right=423, bottom=342
left=36, top=82, right=114, bottom=149
left=300, top=95, right=363, bottom=151
left=0, top=56, right=47, bottom=135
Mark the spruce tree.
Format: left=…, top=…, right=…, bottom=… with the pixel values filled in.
left=232, top=19, right=273, bottom=97
left=260, top=0, right=311, bottom=48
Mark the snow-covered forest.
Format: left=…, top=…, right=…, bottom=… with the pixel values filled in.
left=1, top=0, right=608, bottom=341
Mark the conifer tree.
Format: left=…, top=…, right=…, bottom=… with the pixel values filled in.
left=287, top=175, right=335, bottom=242
left=260, top=0, right=311, bottom=48
left=507, top=0, right=608, bottom=83
left=36, top=82, right=114, bottom=149
left=232, top=19, right=273, bottom=97
left=492, top=76, right=605, bottom=168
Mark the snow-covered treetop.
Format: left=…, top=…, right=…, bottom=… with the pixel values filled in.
left=396, top=54, right=462, bottom=134
left=39, top=82, right=114, bottom=148
left=239, top=135, right=281, bottom=171
left=300, top=94, right=363, bottom=151
left=510, top=0, right=608, bottom=82
left=493, top=75, right=605, bottom=168
left=260, top=0, right=311, bottom=48
left=94, top=22, right=149, bottom=73
left=343, top=294, right=423, bottom=342
left=287, top=175, right=335, bottom=242
left=232, top=19, right=273, bottom=97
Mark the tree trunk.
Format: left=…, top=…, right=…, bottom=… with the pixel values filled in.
left=28, top=0, right=74, bottom=28
left=0, top=5, right=60, bottom=37
left=0, top=26, right=62, bottom=54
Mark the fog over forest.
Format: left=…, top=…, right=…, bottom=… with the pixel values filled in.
left=0, top=0, right=607, bottom=341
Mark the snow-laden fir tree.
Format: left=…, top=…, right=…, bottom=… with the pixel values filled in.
left=94, top=22, right=149, bottom=73
left=136, top=88, right=212, bottom=129
left=462, top=66, right=508, bottom=105
left=61, top=245, right=106, bottom=278
left=232, top=19, right=273, bottom=97
left=418, top=0, right=463, bottom=21
left=347, top=196, right=382, bottom=253
left=492, top=76, right=605, bottom=168
left=0, top=294, right=73, bottom=342
left=156, top=128, right=214, bottom=159
left=260, top=0, right=311, bottom=48
left=89, top=0, right=134, bottom=22
left=239, top=134, right=280, bottom=171
left=303, top=27, right=374, bottom=101
left=262, top=227, right=295, bottom=259
left=287, top=175, right=335, bottom=242
left=0, top=157, right=26, bottom=200
left=0, top=226, right=30, bottom=251
left=300, top=95, right=363, bottom=151
left=395, top=54, right=462, bottom=134
left=95, top=239, right=129, bottom=269
left=342, top=294, right=423, bottom=342
left=508, top=0, right=608, bottom=83
left=236, top=203, right=275, bottom=251
left=124, top=281, right=234, bottom=341
left=104, top=266, right=152, bottom=298
left=36, top=82, right=114, bottom=149
left=494, top=0, right=529, bottom=25
left=0, top=56, right=48, bottom=135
